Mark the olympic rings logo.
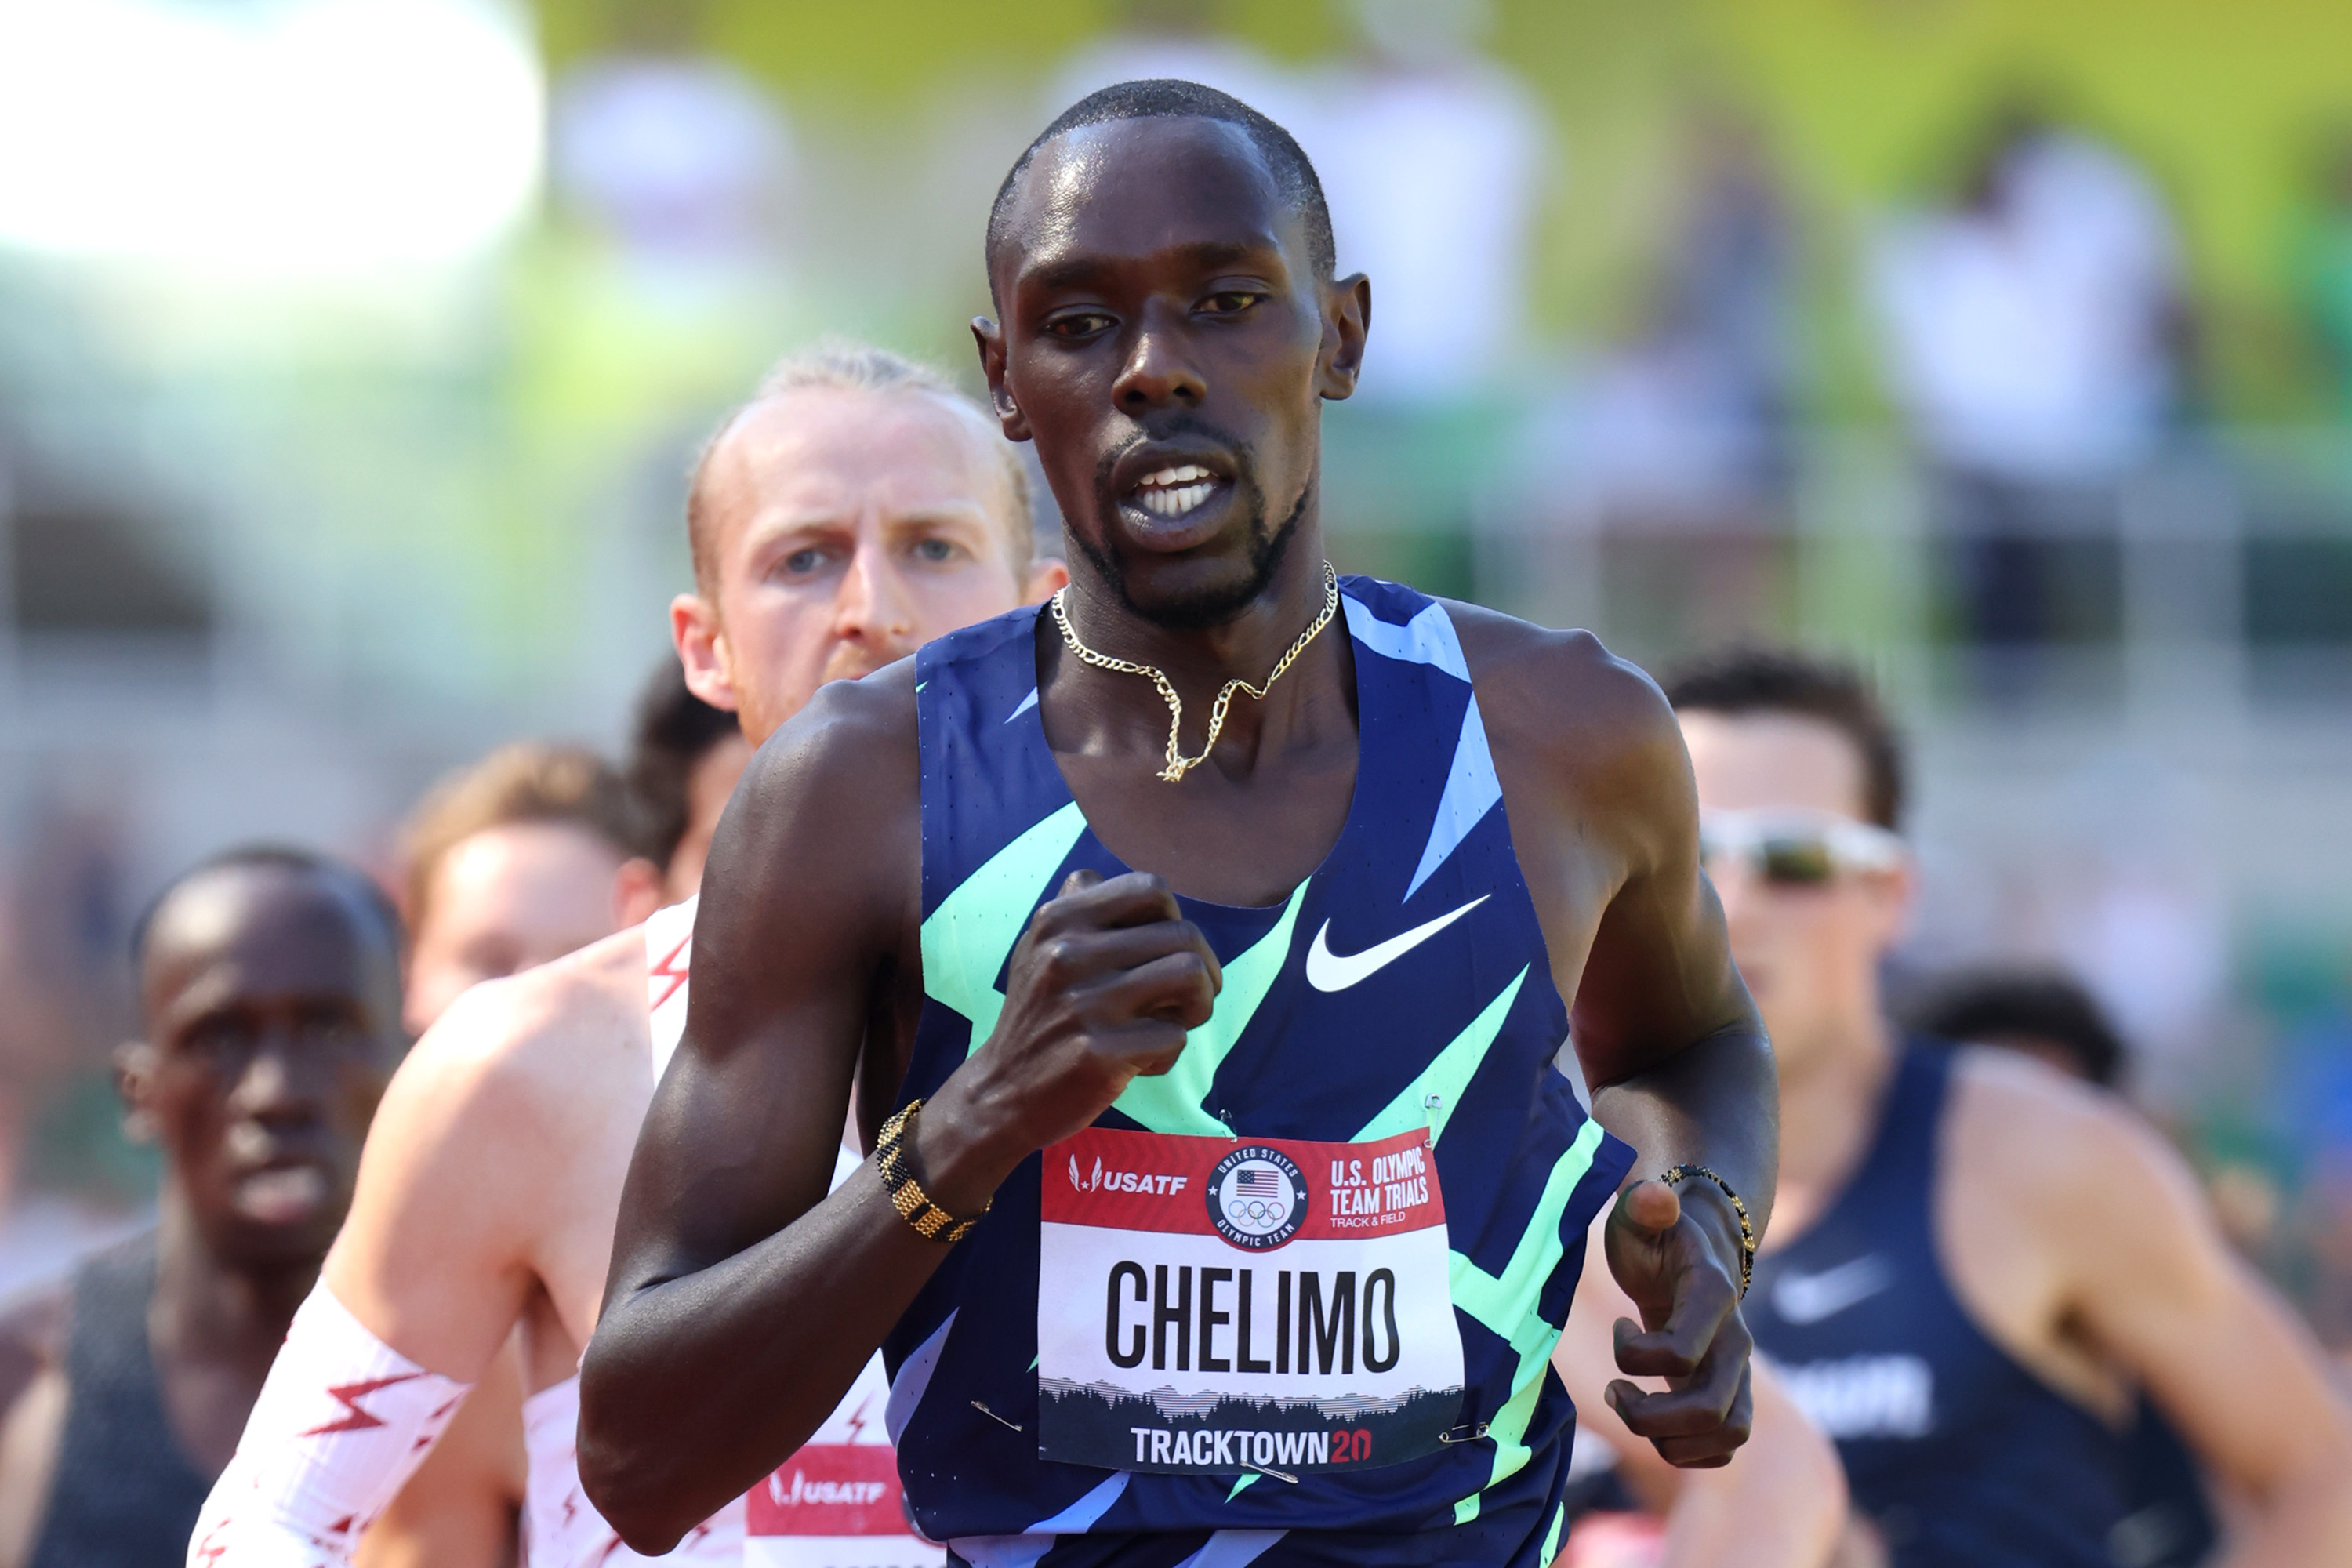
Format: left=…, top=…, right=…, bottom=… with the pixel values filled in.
left=1206, top=1146, right=1308, bottom=1250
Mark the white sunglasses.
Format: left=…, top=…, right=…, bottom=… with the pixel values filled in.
left=1699, top=808, right=1904, bottom=887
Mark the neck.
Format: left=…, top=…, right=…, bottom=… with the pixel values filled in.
left=1060, top=514, right=1333, bottom=691
left=1774, top=1003, right=1899, bottom=1204
left=1049, top=527, right=1348, bottom=778
left=149, top=1186, right=321, bottom=1373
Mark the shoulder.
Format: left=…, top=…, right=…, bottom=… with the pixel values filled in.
left=369, top=927, right=653, bottom=1166
left=744, top=659, right=919, bottom=804
left=1443, top=603, right=1681, bottom=768
left=1439, top=601, right=1692, bottom=859
left=706, top=659, right=919, bottom=937
left=1944, top=1047, right=2209, bottom=1250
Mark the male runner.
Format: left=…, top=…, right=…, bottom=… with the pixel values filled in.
left=0, top=849, right=402, bottom=1568
left=365, top=712, right=742, bottom=1567
left=190, top=343, right=1065, bottom=1566
left=1905, top=967, right=2216, bottom=1568
left=1664, top=645, right=2352, bottom=1565
left=582, top=81, right=1776, bottom=1567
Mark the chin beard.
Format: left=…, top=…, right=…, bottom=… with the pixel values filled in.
left=1074, top=479, right=1312, bottom=633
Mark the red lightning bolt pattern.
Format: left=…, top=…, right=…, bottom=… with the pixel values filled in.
left=300, top=1373, right=423, bottom=1437
left=649, top=935, right=691, bottom=1011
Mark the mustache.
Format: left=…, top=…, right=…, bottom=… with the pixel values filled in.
left=1093, top=416, right=1258, bottom=495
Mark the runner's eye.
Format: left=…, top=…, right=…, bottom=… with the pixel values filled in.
left=912, top=537, right=962, bottom=564
left=1759, top=838, right=1836, bottom=886
left=1044, top=310, right=1114, bottom=339
left=1198, top=291, right=1262, bottom=318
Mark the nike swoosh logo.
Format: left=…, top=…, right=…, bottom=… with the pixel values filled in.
left=1305, top=896, right=1489, bottom=993
left=1769, top=1254, right=1895, bottom=1326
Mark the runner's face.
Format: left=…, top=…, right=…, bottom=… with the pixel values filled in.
left=1680, top=712, right=1910, bottom=1074
left=688, top=388, right=1050, bottom=747
left=127, top=869, right=400, bottom=1269
left=404, top=822, right=633, bottom=1033
left=982, top=117, right=1356, bottom=629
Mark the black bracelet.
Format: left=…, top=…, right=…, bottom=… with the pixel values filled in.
left=1657, top=1163, right=1755, bottom=1298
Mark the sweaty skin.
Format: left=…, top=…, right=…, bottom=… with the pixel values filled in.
left=288, top=376, right=1061, bottom=1563
left=1683, top=709, right=2352, bottom=1568
left=582, top=114, right=1777, bottom=1552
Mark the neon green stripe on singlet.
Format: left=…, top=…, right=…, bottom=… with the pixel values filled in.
left=921, top=801, right=1088, bottom=1057
left=1352, top=967, right=1529, bottom=1145
left=1112, top=883, right=1307, bottom=1137
left=1446, top=1116, right=1609, bottom=1523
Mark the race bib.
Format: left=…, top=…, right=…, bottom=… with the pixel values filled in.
left=1038, top=1125, right=1465, bottom=1476
left=745, top=1353, right=940, bottom=1567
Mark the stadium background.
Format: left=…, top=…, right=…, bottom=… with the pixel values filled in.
left=1, top=0, right=2349, bottom=1357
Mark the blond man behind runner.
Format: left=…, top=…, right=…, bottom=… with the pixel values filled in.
left=191, top=343, right=1065, bottom=1566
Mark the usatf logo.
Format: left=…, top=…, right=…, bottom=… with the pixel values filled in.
left=1069, top=1154, right=1189, bottom=1196
left=1207, top=1145, right=1307, bottom=1250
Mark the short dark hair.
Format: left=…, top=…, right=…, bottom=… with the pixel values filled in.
left=626, top=659, right=742, bottom=873
left=986, top=78, right=1337, bottom=296
left=132, top=845, right=403, bottom=977
left=1906, top=968, right=2127, bottom=1088
left=1660, top=645, right=1907, bottom=830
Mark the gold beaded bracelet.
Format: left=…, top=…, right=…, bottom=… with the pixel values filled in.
left=874, top=1099, right=989, bottom=1244
left=1657, top=1163, right=1756, bottom=1298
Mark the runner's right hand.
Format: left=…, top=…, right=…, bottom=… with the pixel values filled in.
left=915, top=869, right=1221, bottom=1213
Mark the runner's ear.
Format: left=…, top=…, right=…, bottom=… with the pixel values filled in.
left=614, top=857, right=664, bottom=928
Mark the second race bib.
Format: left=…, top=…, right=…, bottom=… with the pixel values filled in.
left=1037, top=1124, right=1465, bottom=1476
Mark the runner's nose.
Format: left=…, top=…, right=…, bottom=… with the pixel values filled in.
left=1115, top=305, right=1207, bottom=412
left=833, top=541, right=916, bottom=652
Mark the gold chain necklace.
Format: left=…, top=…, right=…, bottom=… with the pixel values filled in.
left=1049, top=561, right=1340, bottom=784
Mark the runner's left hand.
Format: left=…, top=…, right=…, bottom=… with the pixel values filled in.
left=1600, top=1177, right=1755, bottom=1468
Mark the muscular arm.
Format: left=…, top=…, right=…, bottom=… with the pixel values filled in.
left=1970, top=1058, right=2352, bottom=1568
left=323, top=981, right=581, bottom=1379
left=581, top=669, right=1221, bottom=1553
left=1457, top=611, right=1777, bottom=1464
left=578, top=678, right=926, bottom=1550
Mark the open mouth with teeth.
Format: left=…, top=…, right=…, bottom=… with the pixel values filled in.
left=1126, top=463, right=1229, bottom=521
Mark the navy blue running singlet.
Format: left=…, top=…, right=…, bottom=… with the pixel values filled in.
left=884, top=576, right=1635, bottom=1568
left=1747, top=1044, right=2132, bottom=1566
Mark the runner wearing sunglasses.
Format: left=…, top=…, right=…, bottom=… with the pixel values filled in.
left=1664, top=645, right=2352, bottom=1567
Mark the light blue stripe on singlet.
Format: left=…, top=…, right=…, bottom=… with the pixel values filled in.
left=1174, top=1530, right=1289, bottom=1567
left=1028, top=1472, right=1131, bottom=1533
left=1006, top=688, right=1039, bottom=722
left=1406, top=695, right=1503, bottom=900
left=948, top=1475, right=1134, bottom=1568
left=1341, top=594, right=1469, bottom=681
left=1340, top=594, right=1502, bottom=900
